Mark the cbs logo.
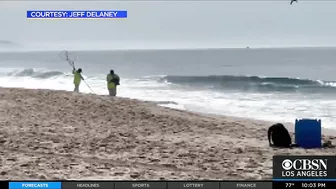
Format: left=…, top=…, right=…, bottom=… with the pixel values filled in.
left=282, top=159, right=293, bottom=170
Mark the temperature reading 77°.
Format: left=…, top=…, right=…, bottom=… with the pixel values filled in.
left=286, top=183, right=295, bottom=188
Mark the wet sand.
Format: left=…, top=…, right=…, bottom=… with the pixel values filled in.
left=0, top=88, right=335, bottom=180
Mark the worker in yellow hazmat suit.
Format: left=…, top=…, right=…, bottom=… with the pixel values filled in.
left=106, top=70, right=120, bottom=96
left=72, top=68, right=83, bottom=92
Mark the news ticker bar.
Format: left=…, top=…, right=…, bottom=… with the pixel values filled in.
left=26, top=11, right=127, bottom=19
left=3, top=180, right=336, bottom=189
left=3, top=181, right=271, bottom=189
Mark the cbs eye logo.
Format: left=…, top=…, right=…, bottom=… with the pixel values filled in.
left=282, top=159, right=293, bottom=170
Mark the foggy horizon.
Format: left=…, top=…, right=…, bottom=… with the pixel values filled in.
left=1, top=1, right=336, bottom=50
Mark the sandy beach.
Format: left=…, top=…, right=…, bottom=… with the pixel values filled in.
left=0, top=87, right=335, bottom=180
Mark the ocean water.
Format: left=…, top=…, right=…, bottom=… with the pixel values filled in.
left=0, top=48, right=336, bottom=128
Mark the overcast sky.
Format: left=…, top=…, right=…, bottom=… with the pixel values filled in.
left=0, top=1, right=336, bottom=49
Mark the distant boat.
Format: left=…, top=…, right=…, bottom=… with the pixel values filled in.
left=0, top=40, right=18, bottom=46
left=0, top=40, right=14, bottom=44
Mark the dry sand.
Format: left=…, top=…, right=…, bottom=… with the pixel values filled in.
left=0, top=87, right=335, bottom=180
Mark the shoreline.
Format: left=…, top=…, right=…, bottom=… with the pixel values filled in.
left=0, top=87, right=335, bottom=180
left=155, top=101, right=336, bottom=133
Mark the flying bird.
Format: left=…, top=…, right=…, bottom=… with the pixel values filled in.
left=290, top=0, right=298, bottom=5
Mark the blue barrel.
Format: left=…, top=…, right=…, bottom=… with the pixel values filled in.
left=295, top=119, right=322, bottom=148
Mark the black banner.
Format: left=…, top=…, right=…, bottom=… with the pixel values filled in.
left=2, top=180, right=272, bottom=189
left=2, top=180, right=336, bottom=189
left=273, top=156, right=336, bottom=179
left=273, top=181, right=336, bottom=189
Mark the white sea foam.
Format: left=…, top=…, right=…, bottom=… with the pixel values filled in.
left=1, top=47, right=336, bottom=129
left=0, top=67, right=335, bottom=129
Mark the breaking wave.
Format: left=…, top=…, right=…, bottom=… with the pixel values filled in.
left=159, top=75, right=336, bottom=93
left=6, top=68, right=66, bottom=79
left=3, top=68, right=336, bottom=94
